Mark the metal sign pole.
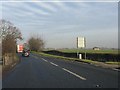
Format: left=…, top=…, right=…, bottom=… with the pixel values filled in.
left=77, top=37, right=78, bottom=58
left=77, top=37, right=86, bottom=59
left=84, top=38, right=86, bottom=60
left=77, top=49, right=80, bottom=59
left=85, top=48, right=86, bottom=60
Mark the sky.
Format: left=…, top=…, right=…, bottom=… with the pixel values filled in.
left=0, top=0, right=119, bottom=49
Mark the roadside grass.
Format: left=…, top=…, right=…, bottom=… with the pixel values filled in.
left=32, top=51, right=120, bottom=65
left=32, top=51, right=79, bottom=61
left=105, top=61, right=120, bottom=65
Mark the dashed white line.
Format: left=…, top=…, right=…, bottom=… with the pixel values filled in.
left=41, top=58, right=58, bottom=66
left=112, top=68, right=120, bottom=71
left=41, top=58, right=48, bottom=62
left=62, top=68, right=86, bottom=80
left=32, top=55, right=87, bottom=80
left=50, top=62, right=59, bottom=67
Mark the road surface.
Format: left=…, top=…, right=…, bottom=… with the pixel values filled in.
left=0, top=65, right=2, bottom=89
left=3, top=53, right=119, bottom=88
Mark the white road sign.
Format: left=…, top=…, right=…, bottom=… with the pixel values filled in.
left=77, top=37, right=86, bottom=48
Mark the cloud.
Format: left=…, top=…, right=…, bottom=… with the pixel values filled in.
left=1, top=1, right=118, bottom=48
left=51, top=2, right=70, bottom=11
left=23, top=3, right=50, bottom=15
left=2, top=2, right=53, bottom=26
left=0, top=2, right=2, bottom=19
left=3, top=2, right=51, bottom=17
left=34, top=2, right=57, bottom=12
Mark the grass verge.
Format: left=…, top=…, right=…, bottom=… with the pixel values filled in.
left=32, top=51, right=80, bottom=61
left=105, top=61, right=120, bottom=65
left=32, top=51, right=119, bottom=66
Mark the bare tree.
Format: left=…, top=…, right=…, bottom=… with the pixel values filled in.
left=0, top=19, right=22, bottom=55
left=0, top=19, right=22, bottom=41
left=28, top=35, right=45, bottom=52
left=2, top=34, right=16, bottom=55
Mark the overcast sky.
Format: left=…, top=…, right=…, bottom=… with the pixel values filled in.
left=0, top=0, right=118, bottom=49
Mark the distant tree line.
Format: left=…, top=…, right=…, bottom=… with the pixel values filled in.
left=28, top=35, right=45, bottom=52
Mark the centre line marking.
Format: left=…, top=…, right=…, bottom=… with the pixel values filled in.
left=113, top=68, right=120, bottom=71
left=50, top=62, right=58, bottom=67
left=41, top=58, right=48, bottom=62
left=62, top=68, right=86, bottom=80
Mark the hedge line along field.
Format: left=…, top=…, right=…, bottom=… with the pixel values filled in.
left=43, top=49, right=119, bottom=62
left=57, top=49, right=119, bottom=54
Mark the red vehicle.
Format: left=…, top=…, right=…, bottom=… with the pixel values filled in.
left=17, top=45, right=23, bottom=53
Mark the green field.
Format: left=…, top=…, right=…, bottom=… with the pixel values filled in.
left=57, top=49, right=119, bottom=54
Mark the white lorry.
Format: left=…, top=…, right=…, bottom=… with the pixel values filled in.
left=17, top=44, right=23, bottom=53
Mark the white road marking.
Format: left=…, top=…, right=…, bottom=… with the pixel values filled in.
left=41, top=58, right=48, bottom=62
left=96, top=84, right=101, bottom=88
left=62, top=68, right=86, bottom=80
left=50, top=62, right=58, bottom=67
left=95, top=65, right=99, bottom=67
left=112, top=68, right=120, bottom=71
left=31, top=55, right=87, bottom=80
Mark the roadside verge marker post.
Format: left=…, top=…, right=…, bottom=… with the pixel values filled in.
left=79, top=54, right=82, bottom=59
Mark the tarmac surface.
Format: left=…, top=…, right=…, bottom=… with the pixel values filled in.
left=2, top=53, right=119, bottom=88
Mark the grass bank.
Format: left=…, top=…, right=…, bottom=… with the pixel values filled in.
left=32, top=51, right=119, bottom=65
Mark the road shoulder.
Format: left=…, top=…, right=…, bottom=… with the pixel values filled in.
left=32, top=51, right=120, bottom=71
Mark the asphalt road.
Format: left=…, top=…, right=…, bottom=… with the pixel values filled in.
left=3, top=53, right=119, bottom=88
left=0, top=65, right=2, bottom=89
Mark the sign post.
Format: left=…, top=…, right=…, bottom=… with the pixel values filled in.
left=77, top=37, right=86, bottom=59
